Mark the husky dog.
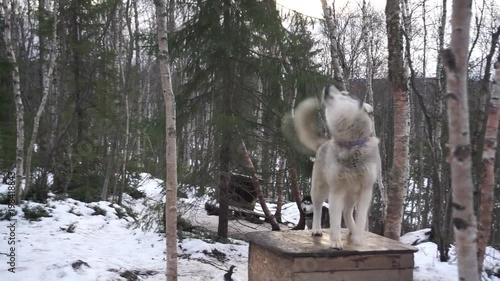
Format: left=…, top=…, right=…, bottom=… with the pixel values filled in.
left=293, top=85, right=381, bottom=249
left=301, top=195, right=330, bottom=229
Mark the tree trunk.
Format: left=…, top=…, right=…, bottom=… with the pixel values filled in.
left=383, top=0, right=410, bottom=241
left=274, top=153, right=285, bottom=223
left=320, top=0, right=346, bottom=91
left=477, top=58, right=500, bottom=273
left=470, top=28, right=500, bottom=166
left=217, top=0, right=234, bottom=239
left=70, top=3, right=83, bottom=142
left=133, top=0, right=144, bottom=168
left=361, top=0, right=373, bottom=106
left=24, top=1, right=58, bottom=199
left=442, top=1, right=478, bottom=280
left=416, top=0, right=427, bottom=230
left=430, top=0, right=451, bottom=262
left=473, top=25, right=500, bottom=214
left=2, top=0, right=25, bottom=204
left=101, top=132, right=118, bottom=201
left=362, top=0, right=386, bottom=230
left=239, top=140, right=280, bottom=231
left=154, top=0, right=178, bottom=279
left=290, top=164, right=306, bottom=230
left=118, top=94, right=130, bottom=205
left=416, top=116, right=424, bottom=229
left=47, top=61, right=60, bottom=188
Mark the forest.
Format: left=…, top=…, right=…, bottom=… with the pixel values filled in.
left=1, top=0, right=499, bottom=280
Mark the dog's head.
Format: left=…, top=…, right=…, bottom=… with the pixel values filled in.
left=321, top=85, right=374, bottom=141
left=300, top=195, right=314, bottom=214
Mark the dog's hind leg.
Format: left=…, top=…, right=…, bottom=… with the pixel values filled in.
left=350, top=187, right=373, bottom=246
left=328, top=191, right=345, bottom=249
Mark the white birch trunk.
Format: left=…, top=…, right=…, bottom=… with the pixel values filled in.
left=24, top=0, right=58, bottom=198
left=383, top=0, right=411, bottom=241
left=442, top=0, right=478, bottom=280
left=256, top=79, right=264, bottom=170
left=400, top=0, right=412, bottom=221
left=2, top=0, right=25, bottom=204
left=362, top=0, right=373, bottom=106
left=320, top=0, right=346, bottom=91
left=476, top=59, right=500, bottom=273
left=435, top=0, right=446, bottom=167
left=119, top=94, right=130, bottom=204
left=115, top=2, right=131, bottom=205
left=101, top=133, right=117, bottom=201
left=362, top=0, right=386, bottom=228
left=133, top=0, right=143, bottom=168
left=154, top=0, right=178, bottom=279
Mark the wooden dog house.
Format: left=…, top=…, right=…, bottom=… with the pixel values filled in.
left=246, top=230, right=418, bottom=281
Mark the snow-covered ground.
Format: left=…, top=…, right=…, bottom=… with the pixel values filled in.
left=1, top=173, right=499, bottom=280
left=0, top=174, right=247, bottom=281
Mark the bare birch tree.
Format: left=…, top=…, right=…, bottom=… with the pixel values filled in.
left=2, top=0, right=24, bottom=204
left=274, top=153, right=285, bottom=223
left=361, top=0, right=387, bottom=230
left=154, top=0, right=178, bottom=279
left=24, top=0, right=58, bottom=198
left=431, top=0, right=451, bottom=261
left=383, top=0, right=410, bottom=241
left=320, top=0, right=346, bottom=91
left=133, top=0, right=144, bottom=168
left=361, top=0, right=374, bottom=106
left=477, top=57, right=500, bottom=273
left=442, top=0, right=478, bottom=280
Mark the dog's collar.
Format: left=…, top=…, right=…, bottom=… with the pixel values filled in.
left=336, top=137, right=369, bottom=149
left=305, top=213, right=314, bottom=218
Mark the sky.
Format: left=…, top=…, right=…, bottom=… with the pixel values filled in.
left=276, top=0, right=387, bottom=19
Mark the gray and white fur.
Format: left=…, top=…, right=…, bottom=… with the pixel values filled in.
left=293, top=85, right=381, bottom=249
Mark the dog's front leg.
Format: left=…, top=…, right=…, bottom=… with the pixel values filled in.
left=311, top=202, right=323, bottom=236
left=328, top=192, right=345, bottom=249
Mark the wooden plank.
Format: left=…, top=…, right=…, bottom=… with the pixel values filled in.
left=363, top=231, right=420, bottom=251
left=245, top=230, right=418, bottom=258
left=248, top=243, right=293, bottom=281
left=292, top=268, right=413, bottom=281
left=293, top=253, right=414, bottom=272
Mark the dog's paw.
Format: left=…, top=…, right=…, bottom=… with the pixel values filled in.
left=311, top=229, right=323, bottom=236
left=329, top=240, right=343, bottom=249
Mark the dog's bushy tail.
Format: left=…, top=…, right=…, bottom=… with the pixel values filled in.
left=293, top=98, right=328, bottom=152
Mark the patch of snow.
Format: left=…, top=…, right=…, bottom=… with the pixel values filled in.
left=400, top=228, right=432, bottom=245
left=401, top=232, right=500, bottom=281
left=137, top=173, right=165, bottom=202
